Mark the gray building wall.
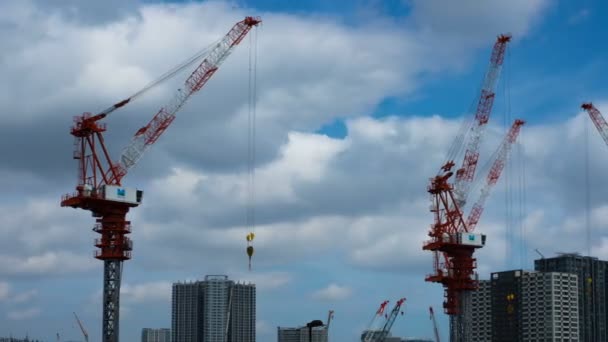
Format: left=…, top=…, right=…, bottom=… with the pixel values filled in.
left=142, top=328, right=171, bottom=342
left=202, top=275, right=231, bottom=342
left=522, top=272, right=579, bottom=341
left=491, top=270, right=524, bottom=342
left=535, top=253, right=608, bottom=342
left=463, top=280, right=491, bottom=341
left=278, top=326, right=327, bottom=342
left=172, top=275, right=256, bottom=342
left=277, top=327, right=300, bottom=342
left=230, top=283, right=256, bottom=342
left=172, top=281, right=204, bottom=342
left=463, top=270, right=580, bottom=341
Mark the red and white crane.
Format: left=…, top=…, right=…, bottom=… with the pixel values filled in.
left=363, top=300, right=390, bottom=342
left=453, top=34, right=511, bottom=207
left=61, top=17, right=261, bottom=342
left=423, top=118, right=524, bottom=321
left=429, top=306, right=441, bottom=342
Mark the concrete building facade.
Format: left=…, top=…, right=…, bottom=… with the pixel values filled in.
left=535, top=253, right=608, bottom=342
left=278, top=326, right=328, bottom=342
left=463, top=280, right=491, bottom=341
left=463, top=269, right=579, bottom=341
left=142, top=328, right=171, bottom=342
left=522, top=271, right=579, bottom=341
left=172, top=275, right=256, bottom=342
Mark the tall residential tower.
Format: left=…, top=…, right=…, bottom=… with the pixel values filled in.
left=172, top=275, right=255, bottom=342
left=535, top=253, right=608, bottom=341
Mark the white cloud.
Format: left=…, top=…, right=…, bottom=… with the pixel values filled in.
left=568, top=8, right=590, bottom=25
left=312, top=283, right=353, bottom=301
left=0, top=251, right=95, bottom=276
left=232, top=271, right=292, bottom=291
left=10, top=289, right=38, bottom=304
left=120, top=281, right=172, bottom=303
left=7, top=307, right=41, bottom=320
left=256, top=320, right=273, bottom=335
left=0, top=282, right=9, bottom=301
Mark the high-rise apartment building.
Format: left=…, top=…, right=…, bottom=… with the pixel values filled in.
left=522, top=271, right=579, bottom=341
left=535, top=253, right=608, bottom=341
left=172, top=275, right=256, bottom=342
left=463, top=269, right=579, bottom=341
left=278, top=326, right=328, bottom=342
left=142, top=328, right=171, bottom=342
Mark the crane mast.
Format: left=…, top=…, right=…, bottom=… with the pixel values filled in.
left=429, top=307, right=441, bottom=342
left=454, top=34, right=511, bottom=207
left=61, top=17, right=261, bottom=342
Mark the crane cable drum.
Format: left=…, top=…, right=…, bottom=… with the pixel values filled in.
left=246, top=24, right=260, bottom=271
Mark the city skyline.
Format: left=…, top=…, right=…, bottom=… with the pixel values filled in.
left=0, top=0, right=608, bottom=341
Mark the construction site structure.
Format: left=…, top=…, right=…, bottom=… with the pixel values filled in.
left=424, top=118, right=524, bottom=342
left=61, top=17, right=261, bottom=342
left=429, top=307, right=440, bottom=342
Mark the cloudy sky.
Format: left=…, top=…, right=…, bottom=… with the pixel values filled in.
left=0, top=0, right=607, bottom=341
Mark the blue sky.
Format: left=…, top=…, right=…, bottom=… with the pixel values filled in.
left=0, top=0, right=608, bottom=341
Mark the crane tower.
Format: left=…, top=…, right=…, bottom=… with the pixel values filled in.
left=61, top=17, right=261, bottom=342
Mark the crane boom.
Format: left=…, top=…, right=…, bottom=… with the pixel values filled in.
left=454, top=34, right=511, bottom=206
left=429, top=307, right=440, bottom=342
left=466, top=119, right=525, bottom=231
left=363, top=301, right=390, bottom=342
left=377, top=298, right=406, bottom=342
left=582, top=103, right=608, bottom=146
left=73, top=312, right=89, bottom=342
left=111, top=16, right=262, bottom=184
left=327, top=310, right=334, bottom=330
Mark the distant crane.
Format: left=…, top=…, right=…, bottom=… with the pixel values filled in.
left=73, top=312, right=89, bottom=342
left=429, top=307, right=440, bottom=342
left=326, top=309, right=334, bottom=340
left=60, top=17, right=261, bottom=342
left=363, top=301, right=390, bottom=342
left=377, top=298, right=406, bottom=342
